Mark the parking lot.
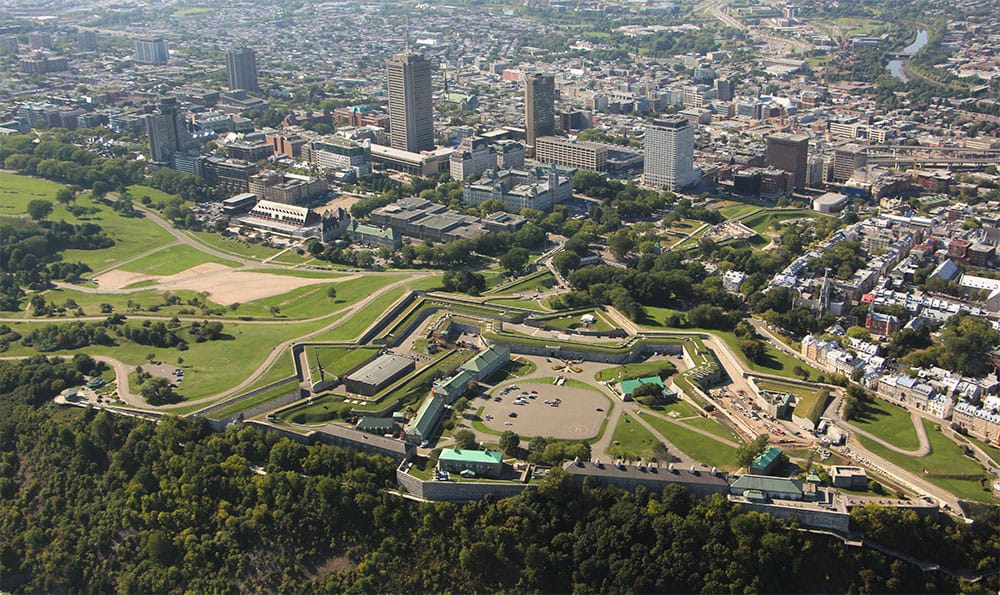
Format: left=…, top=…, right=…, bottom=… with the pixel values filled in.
left=480, top=381, right=610, bottom=440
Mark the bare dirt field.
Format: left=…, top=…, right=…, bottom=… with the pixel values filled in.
left=96, top=263, right=353, bottom=304
left=480, top=381, right=611, bottom=440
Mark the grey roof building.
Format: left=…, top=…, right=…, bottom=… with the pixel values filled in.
left=344, top=354, right=415, bottom=396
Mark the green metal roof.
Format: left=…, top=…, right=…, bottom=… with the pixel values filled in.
left=619, top=376, right=664, bottom=396
left=408, top=395, right=445, bottom=439
left=730, top=474, right=803, bottom=496
left=356, top=417, right=396, bottom=433
left=440, top=448, right=503, bottom=465
left=751, top=446, right=783, bottom=471
left=461, top=345, right=510, bottom=376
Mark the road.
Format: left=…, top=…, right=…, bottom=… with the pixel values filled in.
left=696, top=0, right=813, bottom=56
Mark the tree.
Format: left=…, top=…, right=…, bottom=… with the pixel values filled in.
left=326, top=287, right=337, bottom=300
left=499, top=247, right=530, bottom=274
left=551, top=251, right=580, bottom=276
left=736, top=434, right=770, bottom=468
left=55, top=187, right=75, bottom=204
left=453, top=429, right=477, bottom=450
left=499, top=430, right=520, bottom=455
left=140, top=377, right=177, bottom=406
left=608, top=229, right=634, bottom=260
left=26, top=199, right=53, bottom=221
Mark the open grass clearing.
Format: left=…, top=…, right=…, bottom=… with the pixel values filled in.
left=305, top=346, right=379, bottom=379
left=851, top=399, right=921, bottom=451
left=740, top=209, right=829, bottom=236
left=0, top=173, right=67, bottom=212
left=755, top=378, right=830, bottom=426
left=207, top=378, right=301, bottom=420
left=858, top=419, right=992, bottom=503
left=640, top=412, right=740, bottom=471
left=597, top=358, right=678, bottom=382
left=487, top=297, right=548, bottom=311
left=490, top=270, right=555, bottom=296
left=186, top=230, right=286, bottom=261
left=682, top=416, right=742, bottom=442
left=118, top=243, right=241, bottom=276
left=0, top=174, right=178, bottom=271
left=2, top=318, right=325, bottom=401
left=239, top=351, right=296, bottom=393
left=537, top=309, right=615, bottom=333
left=309, top=286, right=410, bottom=342
left=608, top=413, right=658, bottom=460
left=718, top=204, right=761, bottom=219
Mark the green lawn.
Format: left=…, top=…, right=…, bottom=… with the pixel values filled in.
left=597, top=358, right=677, bottom=382
left=118, top=244, right=241, bottom=276
left=608, top=413, right=659, bottom=460
left=482, top=359, right=537, bottom=384
left=0, top=174, right=178, bottom=272
left=207, top=378, right=301, bottom=420
left=305, top=346, right=379, bottom=379
left=187, top=230, right=286, bottom=261
left=128, top=184, right=180, bottom=206
left=0, top=173, right=66, bottom=212
left=309, top=286, right=410, bottom=342
left=639, top=412, right=741, bottom=471
left=718, top=204, right=761, bottom=219
left=858, top=419, right=993, bottom=503
left=3, top=318, right=326, bottom=402
left=740, top=209, right=828, bottom=235
left=963, top=436, right=1000, bottom=467
left=755, top=379, right=830, bottom=426
left=683, top=416, right=742, bottom=442
left=490, top=270, right=555, bottom=296
left=851, top=399, right=921, bottom=451
left=37, top=286, right=225, bottom=317
left=487, top=298, right=548, bottom=311
left=538, top=310, right=614, bottom=332
left=239, top=351, right=296, bottom=393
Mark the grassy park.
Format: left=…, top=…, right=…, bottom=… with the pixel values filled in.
left=305, top=346, right=379, bottom=379
left=118, top=244, right=241, bottom=276
left=639, top=412, right=741, bottom=470
left=858, top=419, right=992, bottom=503
left=851, top=399, right=921, bottom=451
left=608, top=413, right=659, bottom=460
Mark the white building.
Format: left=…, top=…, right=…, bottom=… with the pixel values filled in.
left=643, top=116, right=698, bottom=192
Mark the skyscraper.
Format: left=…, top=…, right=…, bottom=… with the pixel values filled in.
left=525, top=73, right=555, bottom=152
left=134, top=38, right=169, bottom=64
left=143, top=98, right=196, bottom=166
left=643, top=116, right=697, bottom=192
left=78, top=30, right=98, bottom=52
left=386, top=53, right=434, bottom=153
left=766, top=132, right=809, bottom=190
left=226, top=47, right=259, bottom=92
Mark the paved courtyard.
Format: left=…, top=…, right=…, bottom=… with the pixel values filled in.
left=480, top=380, right=612, bottom=440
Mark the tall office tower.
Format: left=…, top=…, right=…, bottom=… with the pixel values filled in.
left=143, top=98, right=196, bottom=166
left=28, top=32, right=52, bottom=50
left=0, top=36, right=18, bottom=55
left=386, top=53, right=434, bottom=152
left=716, top=78, right=733, bottom=102
left=832, top=144, right=867, bottom=183
left=766, top=132, right=809, bottom=190
left=225, top=47, right=259, bottom=92
left=134, top=38, right=169, bottom=64
left=643, top=116, right=697, bottom=192
left=524, top=73, right=555, bottom=152
left=78, top=30, right=98, bottom=52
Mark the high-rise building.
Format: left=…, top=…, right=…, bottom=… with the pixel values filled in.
left=643, top=116, right=697, bottom=192
left=28, top=32, right=51, bottom=50
left=143, top=98, right=196, bottom=166
left=134, top=38, right=169, bottom=64
left=386, top=53, right=434, bottom=152
left=525, top=73, right=555, bottom=152
left=78, top=30, right=98, bottom=52
left=766, top=132, right=809, bottom=190
left=832, top=144, right=867, bottom=183
left=225, top=47, right=259, bottom=92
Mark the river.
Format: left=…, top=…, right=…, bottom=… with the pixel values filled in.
left=887, top=29, right=929, bottom=82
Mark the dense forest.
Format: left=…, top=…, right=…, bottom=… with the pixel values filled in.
left=2, top=358, right=997, bottom=593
